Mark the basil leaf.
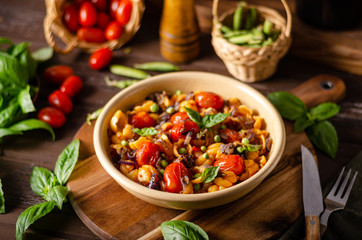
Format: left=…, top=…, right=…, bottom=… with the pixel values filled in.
left=44, top=185, right=68, bottom=210
left=202, top=113, right=230, bottom=128
left=0, top=51, right=28, bottom=88
left=0, top=179, right=5, bottom=214
left=54, top=139, right=80, bottom=185
left=30, top=167, right=55, bottom=198
left=0, top=98, right=21, bottom=128
left=86, top=108, right=103, bottom=125
left=15, top=201, right=55, bottom=240
left=132, top=127, right=158, bottom=136
left=185, top=107, right=203, bottom=128
left=310, top=102, right=340, bottom=121
left=161, top=220, right=209, bottom=240
left=18, top=85, right=35, bottom=113
left=7, top=42, right=28, bottom=57
left=306, top=120, right=338, bottom=158
left=267, top=92, right=307, bottom=121
left=0, top=128, right=22, bottom=139
left=32, top=47, right=53, bottom=62
left=18, top=47, right=37, bottom=80
left=8, top=119, right=55, bottom=140
left=200, top=166, right=220, bottom=183
left=0, top=37, right=13, bottom=48
left=294, top=114, right=314, bottom=133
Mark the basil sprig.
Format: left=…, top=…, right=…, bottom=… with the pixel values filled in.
left=132, top=127, right=158, bottom=136
left=267, top=92, right=340, bottom=158
left=200, top=166, right=220, bottom=183
left=161, top=220, right=209, bottom=240
left=0, top=179, right=4, bottom=214
left=185, top=107, right=230, bottom=129
left=16, top=139, right=80, bottom=240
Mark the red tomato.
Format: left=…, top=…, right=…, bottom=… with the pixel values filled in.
left=136, top=142, right=161, bottom=167
left=97, top=12, right=111, bottom=29
left=109, top=0, right=120, bottom=18
left=105, top=21, right=123, bottom=40
left=62, top=4, right=79, bottom=32
left=129, top=111, right=156, bottom=128
left=171, top=119, right=199, bottom=142
left=77, top=27, right=106, bottom=43
left=38, top=107, right=66, bottom=128
left=78, top=1, right=97, bottom=27
left=195, top=92, right=224, bottom=110
left=60, top=75, right=83, bottom=98
left=219, top=128, right=240, bottom=143
left=48, top=90, right=73, bottom=114
left=91, top=0, right=108, bottom=11
left=116, top=0, right=132, bottom=25
left=89, top=47, right=113, bottom=70
left=43, top=65, right=74, bottom=85
left=213, top=155, right=244, bottom=175
left=170, top=112, right=189, bottom=124
left=163, top=162, right=190, bottom=193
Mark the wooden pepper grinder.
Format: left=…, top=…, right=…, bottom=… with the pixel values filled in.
left=159, top=0, right=200, bottom=63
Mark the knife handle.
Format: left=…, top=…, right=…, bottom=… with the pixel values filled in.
left=305, top=215, right=320, bottom=240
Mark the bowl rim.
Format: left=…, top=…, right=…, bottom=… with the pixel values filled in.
left=94, top=71, right=286, bottom=203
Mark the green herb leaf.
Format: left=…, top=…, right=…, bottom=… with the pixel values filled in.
left=8, top=119, right=55, bottom=140
left=294, top=114, right=314, bottom=133
left=202, top=113, right=230, bottom=128
left=200, top=166, right=220, bottom=183
left=18, top=85, right=35, bottom=113
left=32, top=47, right=53, bottom=62
left=0, top=179, right=5, bottom=214
left=161, top=220, right=209, bottom=240
left=309, top=102, right=340, bottom=121
left=44, top=185, right=68, bottom=210
left=132, top=127, right=158, bottom=136
left=306, top=120, right=338, bottom=158
left=30, top=167, right=55, bottom=198
left=267, top=92, right=307, bottom=121
left=185, top=107, right=203, bottom=128
left=0, top=37, right=13, bottom=48
left=54, top=139, right=80, bottom=185
left=86, top=108, right=103, bottom=125
left=0, top=128, right=22, bottom=139
left=15, top=201, right=55, bottom=240
left=0, top=51, right=28, bottom=88
left=104, top=76, right=139, bottom=89
left=18, top=46, right=37, bottom=80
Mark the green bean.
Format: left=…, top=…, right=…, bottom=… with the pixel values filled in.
left=134, top=62, right=179, bottom=72
left=222, top=30, right=248, bottom=38
left=271, top=30, right=281, bottom=41
left=220, top=25, right=233, bottom=34
left=263, top=20, right=273, bottom=35
left=228, top=33, right=254, bottom=45
left=233, top=3, right=244, bottom=30
left=110, top=64, right=150, bottom=79
left=104, top=76, right=139, bottom=89
left=86, top=108, right=103, bottom=125
left=245, top=7, right=258, bottom=30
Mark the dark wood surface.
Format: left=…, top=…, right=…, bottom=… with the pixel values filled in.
left=0, top=0, right=361, bottom=239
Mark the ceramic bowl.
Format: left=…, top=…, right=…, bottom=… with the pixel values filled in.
left=93, top=71, right=285, bottom=210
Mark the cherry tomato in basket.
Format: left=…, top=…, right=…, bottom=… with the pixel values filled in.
left=43, top=65, right=74, bottom=85
left=163, top=162, right=190, bottom=193
left=89, top=47, right=113, bottom=70
left=105, top=21, right=123, bottom=40
left=219, top=128, right=240, bottom=143
left=77, top=27, right=106, bottom=43
left=129, top=111, right=156, bottom=128
left=109, top=0, right=121, bottom=18
left=195, top=92, right=224, bottom=111
left=91, top=0, right=108, bottom=12
left=60, top=75, right=83, bottom=98
left=97, top=12, right=111, bottom=29
left=170, top=112, right=189, bottom=124
left=79, top=1, right=98, bottom=27
left=213, top=155, right=244, bottom=175
left=48, top=90, right=73, bottom=114
left=171, top=119, right=199, bottom=142
left=136, top=142, right=161, bottom=167
left=116, top=0, right=132, bottom=26
left=62, top=4, right=79, bottom=32
left=38, top=107, right=66, bottom=128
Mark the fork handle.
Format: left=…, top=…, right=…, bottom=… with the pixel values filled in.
left=306, top=215, right=320, bottom=240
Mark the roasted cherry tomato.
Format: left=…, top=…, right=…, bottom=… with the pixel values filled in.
left=219, top=128, right=240, bottom=143
left=116, top=0, right=132, bottom=25
left=170, top=112, right=189, bottom=124
left=38, top=107, right=66, bottom=128
left=97, top=12, right=111, bottom=29
left=77, top=27, right=106, bottom=43
left=78, top=1, right=97, bottom=27
left=62, top=4, right=79, bottom=32
left=195, top=92, right=224, bottom=110
left=163, top=162, right=190, bottom=193
left=109, top=0, right=120, bottom=18
left=213, top=155, right=244, bottom=175
left=60, top=75, right=83, bottom=98
left=130, top=111, right=156, bottom=128
left=171, top=119, right=199, bottom=142
left=43, top=65, right=74, bottom=85
left=48, top=90, right=73, bottom=114
left=105, top=21, right=123, bottom=40
left=136, top=142, right=161, bottom=167
left=91, top=0, right=108, bottom=11
left=89, top=47, right=113, bottom=70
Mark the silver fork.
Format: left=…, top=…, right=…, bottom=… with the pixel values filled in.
left=320, top=167, right=358, bottom=236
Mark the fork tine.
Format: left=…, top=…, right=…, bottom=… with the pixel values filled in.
left=341, top=171, right=358, bottom=204
left=336, top=169, right=352, bottom=198
left=328, top=167, right=345, bottom=197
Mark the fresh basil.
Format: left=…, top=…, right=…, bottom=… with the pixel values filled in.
left=0, top=179, right=5, bottom=214
left=185, top=107, right=229, bottom=129
left=18, top=46, right=37, bottom=80
left=15, top=201, right=55, bottom=240
left=54, top=139, right=80, bottom=185
left=294, top=114, right=314, bottom=133
left=0, top=128, right=21, bottom=139
left=86, top=108, right=103, bottom=125
left=161, top=220, right=209, bottom=240
left=0, top=51, right=27, bottom=88
left=18, top=85, right=35, bottom=113
left=267, top=92, right=306, bottom=121
left=200, top=166, right=220, bottom=183
left=7, top=119, right=55, bottom=140
left=44, top=185, right=69, bottom=210
left=309, top=102, right=340, bottom=121
left=32, top=47, right=53, bottom=62
left=0, top=98, right=21, bottom=128
left=0, top=37, right=13, bottom=47
left=30, top=167, right=56, bottom=198
left=185, top=107, right=203, bottom=127
left=132, top=127, right=158, bottom=136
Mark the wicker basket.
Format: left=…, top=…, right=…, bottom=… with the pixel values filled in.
left=211, top=0, right=292, bottom=82
left=43, top=0, right=145, bottom=54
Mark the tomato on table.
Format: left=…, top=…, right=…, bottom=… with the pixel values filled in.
left=105, top=21, right=123, bottom=40
left=130, top=111, right=156, bottom=128
left=136, top=142, right=161, bottom=167
left=163, top=162, right=190, bottom=193
left=170, top=112, right=189, bottom=124
left=38, top=107, right=66, bottom=128
left=77, top=27, right=106, bottom=43
left=89, top=47, right=113, bottom=70
left=171, top=119, right=199, bottom=142
left=116, top=0, right=132, bottom=25
left=219, top=128, right=240, bottom=143
left=78, top=1, right=98, bottom=27
left=97, top=12, right=111, bottom=29
left=43, top=65, right=74, bottom=85
left=194, top=92, right=224, bottom=110
left=60, top=75, right=83, bottom=98
left=213, top=155, right=244, bottom=175
left=48, top=90, right=73, bottom=114
left=62, top=4, right=79, bottom=32
left=91, top=0, right=108, bottom=11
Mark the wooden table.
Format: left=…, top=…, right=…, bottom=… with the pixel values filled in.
left=1, top=0, right=361, bottom=239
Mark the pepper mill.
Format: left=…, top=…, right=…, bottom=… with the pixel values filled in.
left=159, top=0, right=200, bottom=63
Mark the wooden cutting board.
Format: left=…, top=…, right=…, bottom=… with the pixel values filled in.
left=67, top=75, right=345, bottom=240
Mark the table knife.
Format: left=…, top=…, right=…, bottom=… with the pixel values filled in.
left=301, top=145, right=324, bottom=240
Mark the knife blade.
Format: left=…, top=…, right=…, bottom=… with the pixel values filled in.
left=301, top=145, right=324, bottom=240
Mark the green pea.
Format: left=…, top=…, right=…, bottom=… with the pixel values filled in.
left=203, top=153, right=209, bottom=159
left=159, top=169, right=164, bottom=175
left=150, top=103, right=159, bottom=113
left=200, top=146, right=207, bottom=152
left=166, top=107, right=175, bottom=114
left=175, top=90, right=182, bottom=95
left=214, top=135, right=221, bottom=142
left=161, top=159, right=168, bottom=168
left=121, top=140, right=128, bottom=147
left=237, top=146, right=244, bottom=153
left=193, top=173, right=201, bottom=179
left=193, top=183, right=201, bottom=192
left=179, top=147, right=187, bottom=155
left=220, top=124, right=227, bottom=129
